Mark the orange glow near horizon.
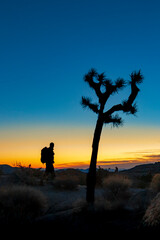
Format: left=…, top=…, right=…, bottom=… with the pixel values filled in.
left=0, top=124, right=160, bottom=169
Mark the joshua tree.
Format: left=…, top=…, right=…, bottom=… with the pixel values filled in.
left=81, top=68, right=143, bottom=205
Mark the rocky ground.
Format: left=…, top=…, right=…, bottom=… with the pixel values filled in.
left=0, top=164, right=159, bottom=236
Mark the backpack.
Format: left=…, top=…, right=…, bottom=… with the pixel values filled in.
left=41, top=147, right=48, bottom=164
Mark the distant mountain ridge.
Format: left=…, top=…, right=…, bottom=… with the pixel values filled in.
left=0, top=164, right=17, bottom=174
left=121, top=162, right=160, bottom=176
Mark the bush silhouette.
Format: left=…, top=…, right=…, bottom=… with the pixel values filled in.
left=102, top=175, right=131, bottom=208
left=143, top=192, right=160, bottom=227
left=150, top=173, right=160, bottom=192
left=53, top=175, right=79, bottom=190
left=0, top=185, right=47, bottom=224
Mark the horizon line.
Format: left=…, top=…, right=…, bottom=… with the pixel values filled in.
left=4, top=159, right=159, bottom=170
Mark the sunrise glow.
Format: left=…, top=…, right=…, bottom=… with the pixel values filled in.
left=0, top=123, right=159, bottom=169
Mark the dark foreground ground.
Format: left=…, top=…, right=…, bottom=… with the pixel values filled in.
left=0, top=164, right=160, bottom=237
left=34, top=208, right=144, bottom=234
left=6, top=208, right=159, bottom=238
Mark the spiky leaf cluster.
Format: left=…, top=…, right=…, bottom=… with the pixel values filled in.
left=81, top=68, right=143, bottom=128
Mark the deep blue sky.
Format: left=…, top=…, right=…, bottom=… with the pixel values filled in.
left=0, top=0, right=160, bottom=128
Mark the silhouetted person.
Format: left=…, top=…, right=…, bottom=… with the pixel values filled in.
left=41, top=142, right=55, bottom=174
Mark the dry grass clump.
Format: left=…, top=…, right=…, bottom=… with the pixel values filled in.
left=56, top=169, right=86, bottom=185
left=12, top=164, right=45, bottom=186
left=149, top=173, right=160, bottom=192
left=102, top=174, right=132, bottom=209
left=143, top=192, right=160, bottom=227
left=53, top=175, right=79, bottom=190
left=52, top=169, right=86, bottom=190
left=0, top=185, right=47, bottom=224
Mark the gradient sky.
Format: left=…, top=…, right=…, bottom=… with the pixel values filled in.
left=0, top=0, right=160, bottom=169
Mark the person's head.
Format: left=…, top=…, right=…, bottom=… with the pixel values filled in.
left=50, top=142, right=54, bottom=149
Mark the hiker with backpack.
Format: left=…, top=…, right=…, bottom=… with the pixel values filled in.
left=41, top=142, right=55, bottom=174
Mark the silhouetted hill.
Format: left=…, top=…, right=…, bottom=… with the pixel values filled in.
left=121, top=162, right=160, bottom=176
left=0, top=164, right=17, bottom=174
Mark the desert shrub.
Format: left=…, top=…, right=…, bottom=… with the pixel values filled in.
left=143, top=192, right=160, bottom=227
left=102, top=174, right=131, bottom=208
left=96, top=167, right=109, bottom=186
left=12, top=164, right=45, bottom=186
left=56, top=169, right=86, bottom=185
left=150, top=173, right=160, bottom=192
left=0, top=185, right=47, bottom=224
left=135, top=173, right=152, bottom=189
left=53, top=175, right=79, bottom=190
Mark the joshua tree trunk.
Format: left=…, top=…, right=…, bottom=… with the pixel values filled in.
left=86, top=115, right=103, bottom=204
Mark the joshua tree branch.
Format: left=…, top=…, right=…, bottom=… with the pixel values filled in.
left=103, top=71, right=143, bottom=119
left=84, top=68, right=102, bottom=100
left=103, top=104, right=123, bottom=117
left=81, top=97, right=99, bottom=114
left=104, top=114, right=123, bottom=127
